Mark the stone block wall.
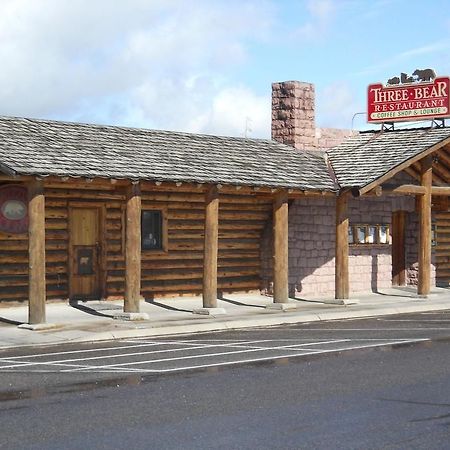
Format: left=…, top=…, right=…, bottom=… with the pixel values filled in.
left=316, top=127, right=356, bottom=149
left=269, top=80, right=435, bottom=297
left=261, top=194, right=426, bottom=299
left=271, top=81, right=316, bottom=150
left=271, top=81, right=356, bottom=152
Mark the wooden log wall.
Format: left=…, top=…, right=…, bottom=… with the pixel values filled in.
left=0, top=227, right=30, bottom=301
left=0, top=181, right=272, bottom=302
left=108, top=187, right=273, bottom=298
left=0, top=184, right=72, bottom=301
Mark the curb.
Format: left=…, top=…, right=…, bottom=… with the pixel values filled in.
left=1, top=301, right=448, bottom=350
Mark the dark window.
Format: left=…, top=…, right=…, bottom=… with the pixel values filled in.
left=141, top=210, right=163, bottom=250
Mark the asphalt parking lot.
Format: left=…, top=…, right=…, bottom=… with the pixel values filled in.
left=1, top=310, right=450, bottom=450
left=0, top=310, right=449, bottom=375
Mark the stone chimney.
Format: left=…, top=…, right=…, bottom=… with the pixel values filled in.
left=271, top=80, right=355, bottom=151
left=271, top=81, right=316, bottom=150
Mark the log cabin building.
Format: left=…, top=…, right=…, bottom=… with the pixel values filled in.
left=0, top=80, right=449, bottom=325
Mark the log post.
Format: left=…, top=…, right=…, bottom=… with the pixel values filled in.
left=392, top=211, right=406, bottom=286
left=418, top=156, right=432, bottom=296
left=124, top=182, right=141, bottom=313
left=28, top=179, right=46, bottom=324
left=335, top=192, right=349, bottom=299
left=273, top=190, right=289, bottom=303
left=202, top=185, right=219, bottom=308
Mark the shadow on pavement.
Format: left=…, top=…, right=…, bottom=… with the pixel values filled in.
left=70, top=303, right=114, bottom=318
left=0, top=316, right=23, bottom=326
left=145, top=299, right=192, bottom=314
left=219, top=297, right=266, bottom=309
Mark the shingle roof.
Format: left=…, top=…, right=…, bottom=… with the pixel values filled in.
left=0, top=116, right=336, bottom=191
left=328, top=127, right=450, bottom=189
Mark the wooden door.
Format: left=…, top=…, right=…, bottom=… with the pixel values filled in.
left=434, top=208, right=450, bottom=287
left=392, top=211, right=406, bottom=286
left=69, top=207, right=103, bottom=299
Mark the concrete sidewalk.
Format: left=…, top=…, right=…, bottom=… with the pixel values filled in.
left=0, top=286, right=449, bottom=349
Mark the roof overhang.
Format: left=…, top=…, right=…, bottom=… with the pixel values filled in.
left=357, top=135, right=450, bottom=196
left=0, top=162, right=16, bottom=176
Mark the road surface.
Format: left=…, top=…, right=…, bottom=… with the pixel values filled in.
left=0, top=310, right=449, bottom=449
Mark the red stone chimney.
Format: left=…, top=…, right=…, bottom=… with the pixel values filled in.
left=271, top=80, right=355, bottom=151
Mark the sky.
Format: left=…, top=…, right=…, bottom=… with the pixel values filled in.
left=0, top=0, right=449, bottom=138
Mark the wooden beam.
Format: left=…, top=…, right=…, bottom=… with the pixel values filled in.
left=124, top=183, right=142, bottom=312
left=404, top=166, right=420, bottom=181
left=273, top=190, right=289, bottom=303
left=431, top=171, right=447, bottom=187
left=383, top=184, right=426, bottom=195
left=335, top=193, right=349, bottom=299
left=413, top=162, right=446, bottom=186
left=392, top=211, right=406, bottom=286
left=0, top=175, right=25, bottom=181
left=366, top=184, right=450, bottom=196
left=44, top=176, right=128, bottom=188
left=372, top=186, right=383, bottom=196
left=431, top=186, right=450, bottom=196
left=28, top=179, right=46, bottom=324
left=287, top=190, right=335, bottom=198
left=431, top=160, right=450, bottom=184
left=436, top=148, right=450, bottom=168
left=418, top=156, right=432, bottom=296
left=202, top=185, right=219, bottom=307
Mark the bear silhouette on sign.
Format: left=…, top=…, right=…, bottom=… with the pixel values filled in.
left=412, top=68, right=436, bottom=82
left=387, top=76, right=400, bottom=85
left=400, top=72, right=414, bottom=84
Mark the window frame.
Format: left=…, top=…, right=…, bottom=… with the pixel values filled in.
left=141, top=206, right=168, bottom=253
left=349, top=223, right=391, bottom=247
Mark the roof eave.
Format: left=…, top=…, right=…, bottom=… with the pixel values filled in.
left=0, top=162, right=17, bottom=177
left=357, top=135, right=450, bottom=196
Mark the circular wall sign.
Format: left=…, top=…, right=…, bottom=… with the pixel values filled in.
left=0, top=185, right=28, bottom=234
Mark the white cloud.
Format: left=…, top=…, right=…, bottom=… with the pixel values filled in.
left=398, top=42, right=450, bottom=59
left=0, top=0, right=273, bottom=137
left=112, top=79, right=270, bottom=138
left=204, top=86, right=271, bottom=138
left=355, top=40, right=450, bottom=77
left=317, top=82, right=363, bottom=129
left=292, top=0, right=336, bottom=40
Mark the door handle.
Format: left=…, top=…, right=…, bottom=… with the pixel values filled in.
left=95, top=242, right=101, bottom=258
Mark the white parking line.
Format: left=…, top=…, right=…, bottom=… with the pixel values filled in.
left=0, top=339, right=263, bottom=361
left=377, top=319, right=450, bottom=323
left=65, top=339, right=430, bottom=374
left=61, top=345, right=320, bottom=373
left=0, top=337, right=433, bottom=374
left=252, top=328, right=450, bottom=331
left=60, top=338, right=421, bottom=373
left=0, top=340, right=271, bottom=370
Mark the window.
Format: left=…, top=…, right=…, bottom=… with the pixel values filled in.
left=349, top=224, right=390, bottom=245
left=141, top=210, right=163, bottom=250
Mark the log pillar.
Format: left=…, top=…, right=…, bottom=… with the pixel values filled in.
left=273, top=190, right=289, bottom=303
left=28, top=179, right=46, bottom=324
left=124, top=182, right=142, bottom=313
left=335, top=193, right=349, bottom=300
left=202, top=185, right=219, bottom=308
left=418, top=156, right=432, bottom=296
